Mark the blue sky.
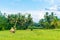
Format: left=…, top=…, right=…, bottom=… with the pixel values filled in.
left=0, top=0, right=60, bottom=22
left=0, top=0, right=51, bottom=11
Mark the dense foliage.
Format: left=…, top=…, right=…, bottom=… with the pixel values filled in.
left=39, top=12, right=60, bottom=29
left=0, top=11, right=60, bottom=30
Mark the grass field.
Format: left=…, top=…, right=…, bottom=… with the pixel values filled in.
left=0, top=29, right=60, bottom=40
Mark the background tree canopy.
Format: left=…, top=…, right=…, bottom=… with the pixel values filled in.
left=0, top=11, right=60, bottom=30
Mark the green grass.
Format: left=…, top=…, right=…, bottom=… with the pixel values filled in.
left=0, top=29, right=60, bottom=40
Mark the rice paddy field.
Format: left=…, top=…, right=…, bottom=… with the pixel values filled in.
left=0, top=29, right=60, bottom=40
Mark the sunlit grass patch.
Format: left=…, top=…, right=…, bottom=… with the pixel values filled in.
left=0, top=29, right=60, bottom=40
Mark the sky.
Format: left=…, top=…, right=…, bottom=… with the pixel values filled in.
left=0, top=0, right=60, bottom=22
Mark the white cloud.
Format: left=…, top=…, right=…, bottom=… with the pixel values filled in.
left=32, top=0, right=54, bottom=3
left=24, top=10, right=45, bottom=22
left=49, top=5, right=58, bottom=11
left=46, top=4, right=60, bottom=11
left=45, top=0, right=54, bottom=4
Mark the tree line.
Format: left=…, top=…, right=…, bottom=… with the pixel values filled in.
left=0, top=11, right=60, bottom=30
